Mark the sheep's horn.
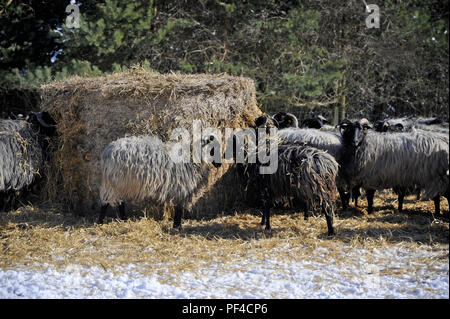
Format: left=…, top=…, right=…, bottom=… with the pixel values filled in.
left=31, top=112, right=56, bottom=128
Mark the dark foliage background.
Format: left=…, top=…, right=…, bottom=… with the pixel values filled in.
left=1, top=0, right=448, bottom=122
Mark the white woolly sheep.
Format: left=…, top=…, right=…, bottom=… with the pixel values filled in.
left=98, top=134, right=221, bottom=228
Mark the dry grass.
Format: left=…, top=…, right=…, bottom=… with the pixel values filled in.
left=0, top=191, right=448, bottom=283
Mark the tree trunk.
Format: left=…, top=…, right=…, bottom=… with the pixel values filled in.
left=339, top=73, right=346, bottom=122
left=333, top=103, right=339, bottom=125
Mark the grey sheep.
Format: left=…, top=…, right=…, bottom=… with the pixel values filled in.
left=0, top=112, right=56, bottom=211
left=277, top=127, right=343, bottom=160
left=373, top=117, right=449, bottom=209
left=98, top=134, right=221, bottom=228
left=339, top=119, right=449, bottom=215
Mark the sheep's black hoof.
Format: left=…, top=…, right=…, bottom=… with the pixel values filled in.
left=327, top=229, right=335, bottom=237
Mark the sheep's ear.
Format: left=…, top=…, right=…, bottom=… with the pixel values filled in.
left=254, top=116, right=268, bottom=127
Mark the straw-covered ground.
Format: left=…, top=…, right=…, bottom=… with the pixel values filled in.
left=0, top=191, right=448, bottom=298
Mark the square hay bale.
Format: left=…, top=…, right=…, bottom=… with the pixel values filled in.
left=39, top=69, right=261, bottom=218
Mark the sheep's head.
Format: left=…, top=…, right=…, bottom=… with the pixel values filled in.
left=254, top=115, right=279, bottom=131
left=374, top=119, right=405, bottom=132
left=273, top=111, right=298, bottom=129
left=338, top=118, right=372, bottom=148
left=374, top=120, right=389, bottom=132
left=300, top=115, right=329, bottom=129
left=390, top=122, right=405, bottom=132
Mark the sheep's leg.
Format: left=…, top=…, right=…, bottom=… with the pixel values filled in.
left=118, top=202, right=127, bottom=220
left=3, top=191, right=12, bottom=211
left=324, top=206, right=335, bottom=236
left=288, top=196, right=294, bottom=209
left=0, top=192, right=5, bottom=212
left=98, top=204, right=109, bottom=224
left=263, top=205, right=271, bottom=230
left=366, top=189, right=376, bottom=214
left=433, top=196, right=440, bottom=216
left=259, top=187, right=271, bottom=230
left=260, top=210, right=266, bottom=226
left=173, top=205, right=183, bottom=229
left=4, top=191, right=16, bottom=212
left=352, top=187, right=361, bottom=207
left=338, top=187, right=349, bottom=210
left=304, top=208, right=310, bottom=220
left=0, top=191, right=9, bottom=212
left=302, top=202, right=310, bottom=220
left=397, top=190, right=406, bottom=212
left=7, top=191, right=16, bottom=211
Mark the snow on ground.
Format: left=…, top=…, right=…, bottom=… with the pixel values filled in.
left=0, top=246, right=448, bottom=299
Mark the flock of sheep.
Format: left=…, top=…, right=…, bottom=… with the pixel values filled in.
left=0, top=109, right=448, bottom=237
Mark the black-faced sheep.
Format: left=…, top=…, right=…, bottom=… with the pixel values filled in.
left=277, top=120, right=356, bottom=211
left=97, top=134, right=221, bottom=228
left=242, top=115, right=339, bottom=235
left=0, top=112, right=56, bottom=211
